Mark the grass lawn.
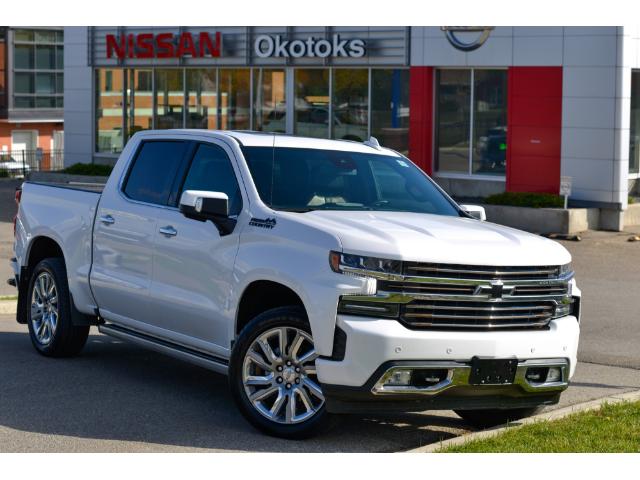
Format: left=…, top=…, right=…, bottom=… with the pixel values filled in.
left=440, top=401, right=640, bottom=453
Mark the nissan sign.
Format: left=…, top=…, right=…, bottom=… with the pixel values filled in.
left=441, top=26, right=494, bottom=52
left=254, top=34, right=366, bottom=58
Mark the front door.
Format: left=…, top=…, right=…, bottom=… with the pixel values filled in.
left=11, top=130, right=37, bottom=165
left=90, top=139, right=191, bottom=331
left=149, top=141, right=245, bottom=355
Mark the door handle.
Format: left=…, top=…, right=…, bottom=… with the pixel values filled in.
left=99, top=214, right=115, bottom=225
left=159, top=226, right=178, bottom=237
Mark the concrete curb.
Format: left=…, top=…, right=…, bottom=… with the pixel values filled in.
left=406, top=389, right=640, bottom=453
left=0, top=299, right=17, bottom=315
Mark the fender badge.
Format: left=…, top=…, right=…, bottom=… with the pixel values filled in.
left=249, top=217, right=277, bottom=229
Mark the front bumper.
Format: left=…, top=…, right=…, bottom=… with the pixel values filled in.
left=316, top=314, right=579, bottom=414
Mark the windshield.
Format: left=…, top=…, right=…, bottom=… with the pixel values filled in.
left=241, top=146, right=460, bottom=216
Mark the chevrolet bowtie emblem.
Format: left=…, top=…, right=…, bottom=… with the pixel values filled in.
left=490, top=281, right=504, bottom=299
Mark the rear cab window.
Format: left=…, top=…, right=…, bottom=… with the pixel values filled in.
left=123, top=140, right=190, bottom=205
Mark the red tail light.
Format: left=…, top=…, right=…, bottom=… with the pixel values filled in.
left=13, top=188, right=22, bottom=236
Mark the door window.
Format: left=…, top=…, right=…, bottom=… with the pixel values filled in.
left=180, top=143, right=243, bottom=216
left=123, top=141, right=189, bottom=205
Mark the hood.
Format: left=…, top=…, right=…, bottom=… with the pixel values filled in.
left=293, top=210, right=571, bottom=266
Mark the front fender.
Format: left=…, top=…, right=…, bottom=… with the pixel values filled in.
left=231, top=241, right=368, bottom=356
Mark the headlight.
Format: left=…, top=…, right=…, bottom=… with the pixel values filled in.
left=329, top=251, right=402, bottom=276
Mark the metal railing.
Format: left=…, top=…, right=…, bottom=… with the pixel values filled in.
left=0, top=149, right=64, bottom=178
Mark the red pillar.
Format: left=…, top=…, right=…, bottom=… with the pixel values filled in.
left=506, top=67, right=563, bottom=194
left=408, top=66, right=434, bottom=175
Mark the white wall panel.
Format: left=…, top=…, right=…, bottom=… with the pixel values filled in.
left=563, top=67, right=616, bottom=98
left=513, top=36, right=563, bottom=66
left=561, top=127, right=615, bottom=160
left=465, top=36, right=513, bottom=66
left=562, top=97, right=616, bottom=129
left=563, top=35, right=617, bottom=67
left=64, top=27, right=93, bottom=167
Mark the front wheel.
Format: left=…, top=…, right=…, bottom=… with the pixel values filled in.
left=455, top=406, right=544, bottom=428
left=229, top=306, right=329, bottom=439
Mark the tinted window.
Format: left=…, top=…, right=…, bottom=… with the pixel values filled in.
left=242, top=146, right=460, bottom=216
left=124, top=141, right=188, bottom=205
left=181, top=144, right=243, bottom=216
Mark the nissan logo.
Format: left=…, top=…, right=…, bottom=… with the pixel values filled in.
left=441, top=26, right=495, bottom=52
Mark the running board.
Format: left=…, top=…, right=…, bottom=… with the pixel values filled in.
left=98, top=323, right=229, bottom=375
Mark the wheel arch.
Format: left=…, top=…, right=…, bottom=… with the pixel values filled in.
left=18, top=235, right=97, bottom=326
left=235, top=280, right=307, bottom=337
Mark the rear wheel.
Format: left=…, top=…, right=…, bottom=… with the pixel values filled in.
left=26, top=258, right=89, bottom=357
left=455, top=406, right=544, bottom=428
left=229, top=307, right=329, bottom=439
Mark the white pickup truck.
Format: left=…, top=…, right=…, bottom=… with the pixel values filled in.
left=10, top=130, right=580, bottom=439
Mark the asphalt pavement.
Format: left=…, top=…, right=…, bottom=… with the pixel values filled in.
left=0, top=180, right=638, bottom=451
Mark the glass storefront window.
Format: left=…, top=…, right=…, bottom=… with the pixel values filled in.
left=13, top=29, right=64, bottom=110
left=254, top=68, right=286, bottom=133
left=35, top=45, right=55, bottom=69
left=295, top=69, right=329, bottom=138
left=14, top=45, right=34, bottom=69
left=35, top=73, right=55, bottom=94
left=96, top=69, right=124, bottom=153
left=436, top=69, right=471, bottom=173
left=332, top=69, right=368, bottom=142
left=186, top=69, right=217, bottom=129
left=371, top=69, right=410, bottom=155
left=126, top=69, right=153, bottom=138
left=219, top=69, right=250, bottom=130
left=94, top=66, right=410, bottom=155
left=472, top=70, right=508, bottom=175
left=15, top=73, right=32, bottom=94
left=436, top=69, right=507, bottom=176
left=155, top=69, right=184, bottom=129
left=630, top=71, right=640, bottom=174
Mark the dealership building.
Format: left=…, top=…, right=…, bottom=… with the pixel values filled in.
left=64, top=26, right=640, bottom=228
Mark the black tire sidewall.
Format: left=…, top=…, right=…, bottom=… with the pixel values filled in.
left=229, top=306, right=329, bottom=439
left=26, top=258, right=83, bottom=356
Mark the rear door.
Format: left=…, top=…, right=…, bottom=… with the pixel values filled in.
left=90, top=139, right=192, bottom=330
left=148, top=141, right=245, bottom=354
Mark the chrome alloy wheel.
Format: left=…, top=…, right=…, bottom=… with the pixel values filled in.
left=242, top=327, right=325, bottom=424
left=30, top=272, right=59, bottom=345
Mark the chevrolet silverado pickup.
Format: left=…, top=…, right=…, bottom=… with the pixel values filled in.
left=10, top=130, right=581, bottom=438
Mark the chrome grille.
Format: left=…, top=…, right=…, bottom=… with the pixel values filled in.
left=378, top=280, right=476, bottom=296
left=400, top=300, right=557, bottom=329
left=512, top=285, right=568, bottom=296
left=403, top=262, right=561, bottom=281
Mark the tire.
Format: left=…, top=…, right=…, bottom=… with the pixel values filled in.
left=26, top=258, right=89, bottom=357
left=455, top=406, right=544, bottom=428
left=229, top=306, right=330, bottom=439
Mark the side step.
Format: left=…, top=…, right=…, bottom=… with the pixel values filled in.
left=98, top=323, right=229, bottom=375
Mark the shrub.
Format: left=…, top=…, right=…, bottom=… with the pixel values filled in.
left=485, top=191, right=564, bottom=209
left=62, top=163, right=113, bottom=177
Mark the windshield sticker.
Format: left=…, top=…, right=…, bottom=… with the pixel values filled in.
left=249, top=217, right=277, bottom=229
left=396, top=160, right=410, bottom=168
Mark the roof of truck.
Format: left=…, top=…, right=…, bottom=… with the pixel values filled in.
left=151, top=129, right=402, bottom=156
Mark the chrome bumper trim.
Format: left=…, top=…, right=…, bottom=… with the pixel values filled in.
left=371, top=358, right=570, bottom=395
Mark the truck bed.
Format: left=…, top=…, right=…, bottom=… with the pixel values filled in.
left=14, top=181, right=102, bottom=315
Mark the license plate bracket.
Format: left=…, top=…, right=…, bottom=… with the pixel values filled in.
left=468, top=357, right=518, bottom=385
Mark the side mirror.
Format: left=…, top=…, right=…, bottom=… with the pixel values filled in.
left=460, top=204, right=486, bottom=221
left=180, top=190, right=236, bottom=235
left=180, top=190, right=229, bottom=219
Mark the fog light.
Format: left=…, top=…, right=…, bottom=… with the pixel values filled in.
left=546, top=367, right=562, bottom=383
left=384, top=369, right=412, bottom=387
left=525, top=367, right=548, bottom=383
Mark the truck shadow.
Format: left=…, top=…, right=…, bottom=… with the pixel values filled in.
left=0, top=330, right=472, bottom=452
